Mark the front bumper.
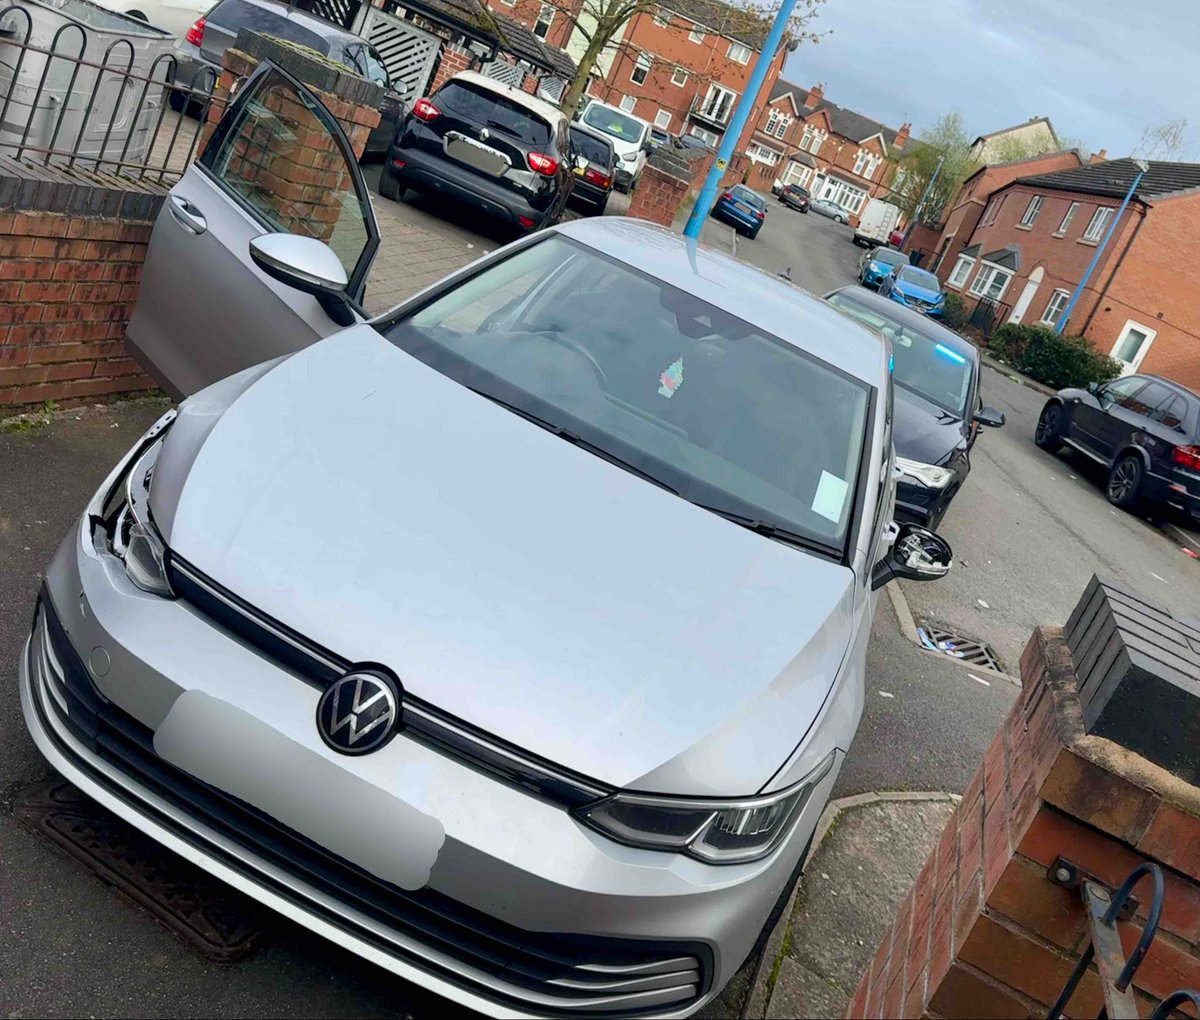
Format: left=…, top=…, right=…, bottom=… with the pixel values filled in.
left=888, top=292, right=944, bottom=317
left=19, top=449, right=843, bottom=1018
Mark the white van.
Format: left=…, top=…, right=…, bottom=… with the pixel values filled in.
left=854, top=198, right=901, bottom=247
left=576, top=99, right=652, bottom=192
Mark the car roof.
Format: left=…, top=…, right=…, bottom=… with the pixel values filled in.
left=215, top=0, right=360, bottom=42
left=553, top=218, right=890, bottom=386
left=444, top=71, right=568, bottom=127
left=823, top=284, right=978, bottom=362
left=1137, top=374, right=1200, bottom=401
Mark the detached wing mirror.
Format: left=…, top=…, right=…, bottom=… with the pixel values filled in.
left=871, top=523, right=953, bottom=591
left=250, top=233, right=356, bottom=327
left=973, top=405, right=1005, bottom=428
left=574, top=153, right=589, bottom=171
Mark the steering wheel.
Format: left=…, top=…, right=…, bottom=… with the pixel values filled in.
left=537, top=331, right=609, bottom=387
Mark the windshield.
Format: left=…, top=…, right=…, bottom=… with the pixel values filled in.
left=871, top=248, right=907, bottom=267
left=385, top=237, right=872, bottom=554
left=827, top=292, right=972, bottom=416
left=437, top=81, right=551, bottom=146
left=731, top=186, right=765, bottom=209
left=898, top=266, right=941, bottom=291
left=581, top=105, right=646, bottom=145
left=570, top=128, right=613, bottom=167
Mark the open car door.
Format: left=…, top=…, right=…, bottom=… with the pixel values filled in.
left=127, top=61, right=380, bottom=397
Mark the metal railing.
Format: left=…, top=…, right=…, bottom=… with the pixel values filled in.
left=0, top=3, right=218, bottom=183
left=967, top=295, right=1010, bottom=339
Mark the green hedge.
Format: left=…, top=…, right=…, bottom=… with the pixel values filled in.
left=941, top=292, right=968, bottom=330
left=985, top=323, right=1121, bottom=389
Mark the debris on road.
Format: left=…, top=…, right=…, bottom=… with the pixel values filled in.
left=878, top=690, right=895, bottom=698
left=976, top=599, right=990, bottom=610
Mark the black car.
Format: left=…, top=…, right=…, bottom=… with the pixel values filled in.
left=825, top=286, right=1005, bottom=529
left=381, top=71, right=574, bottom=232
left=567, top=123, right=616, bottom=215
left=778, top=184, right=810, bottom=212
left=1035, top=374, right=1200, bottom=520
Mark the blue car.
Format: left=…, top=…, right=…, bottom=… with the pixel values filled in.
left=880, top=264, right=946, bottom=317
left=858, top=246, right=909, bottom=289
left=711, top=184, right=766, bottom=239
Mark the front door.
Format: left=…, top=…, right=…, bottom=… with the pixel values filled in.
left=127, top=62, right=380, bottom=396
left=1110, top=320, right=1157, bottom=376
left=1007, top=266, right=1043, bottom=324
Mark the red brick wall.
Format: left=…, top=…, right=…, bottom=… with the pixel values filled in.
left=848, top=627, right=1200, bottom=1019
left=626, top=163, right=690, bottom=227
left=0, top=210, right=157, bottom=410
left=429, top=44, right=473, bottom=96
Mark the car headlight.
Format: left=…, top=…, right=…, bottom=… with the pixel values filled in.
left=578, top=752, right=834, bottom=864
left=100, top=410, right=177, bottom=597
left=896, top=456, right=954, bottom=490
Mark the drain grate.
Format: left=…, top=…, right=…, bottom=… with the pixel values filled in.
left=16, top=778, right=267, bottom=961
left=915, top=623, right=1004, bottom=672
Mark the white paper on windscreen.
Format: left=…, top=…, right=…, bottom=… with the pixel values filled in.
left=812, top=470, right=850, bottom=524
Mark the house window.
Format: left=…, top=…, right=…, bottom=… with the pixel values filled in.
left=800, top=125, right=823, bottom=154
left=619, top=95, right=636, bottom=113
left=689, top=125, right=718, bottom=146
left=728, top=41, right=752, bottom=63
left=1055, top=202, right=1079, bottom=237
left=1083, top=206, right=1115, bottom=242
left=698, top=83, right=736, bottom=124
left=671, top=66, right=688, bottom=86
left=688, top=25, right=705, bottom=43
left=820, top=176, right=867, bottom=214
left=765, top=109, right=782, bottom=135
left=653, top=9, right=668, bottom=26
left=982, top=196, right=1002, bottom=226
left=631, top=53, right=651, bottom=85
left=1018, top=195, right=1044, bottom=227
left=782, top=160, right=811, bottom=186
left=853, top=151, right=868, bottom=175
left=748, top=143, right=780, bottom=166
left=969, top=265, right=1013, bottom=301
left=773, top=115, right=789, bottom=139
left=654, top=109, right=671, bottom=129
left=1040, top=289, right=1070, bottom=326
left=948, top=256, right=975, bottom=289
left=533, top=2, right=554, bottom=38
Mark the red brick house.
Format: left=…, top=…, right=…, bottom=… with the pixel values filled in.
left=741, top=79, right=910, bottom=221
left=944, top=158, right=1200, bottom=389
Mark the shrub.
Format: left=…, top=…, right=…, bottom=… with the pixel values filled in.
left=984, top=323, right=1120, bottom=389
left=941, top=292, right=967, bottom=330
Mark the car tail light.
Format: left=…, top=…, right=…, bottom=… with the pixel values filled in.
left=583, top=166, right=610, bottom=188
left=527, top=152, right=558, bottom=175
left=185, top=17, right=205, bottom=45
left=517, top=215, right=536, bottom=229
left=721, top=191, right=733, bottom=200
left=1173, top=445, right=1200, bottom=471
left=412, top=97, right=440, bottom=121
left=754, top=209, right=765, bottom=220
left=391, top=158, right=406, bottom=169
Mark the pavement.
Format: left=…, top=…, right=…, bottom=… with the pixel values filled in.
left=1, top=184, right=1197, bottom=1019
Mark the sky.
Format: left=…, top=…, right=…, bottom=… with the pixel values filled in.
left=781, top=0, right=1200, bottom=159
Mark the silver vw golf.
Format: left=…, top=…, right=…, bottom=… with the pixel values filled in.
left=20, top=65, right=952, bottom=1019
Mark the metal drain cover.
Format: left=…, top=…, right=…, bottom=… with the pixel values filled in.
left=915, top=623, right=1004, bottom=672
left=16, top=777, right=267, bottom=961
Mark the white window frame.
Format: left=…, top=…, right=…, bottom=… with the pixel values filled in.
left=807, top=128, right=824, bottom=154
left=853, top=150, right=868, bottom=175
left=1083, top=206, right=1115, bottom=243
left=820, top=176, right=868, bottom=215
left=948, top=256, right=975, bottom=289
left=699, top=83, right=736, bottom=124
left=765, top=109, right=782, bottom=135
left=1018, top=194, right=1044, bottom=228
left=631, top=52, right=651, bottom=85
left=773, top=114, right=789, bottom=139
left=533, top=2, right=554, bottom=38
left=1110, top=319, right=1157, bottom=373
left=619, top=95, right=636, bottom=113
left=727, top=41, right=752, bottom=63
left=748, top=142, right=781, bottom=166
left=689, top=125, right=718, bottom=146
left=968, top=263, right=1013, bottom=301
left=781, top=160, right=811, bottom=187
left=670, top=66, right=688, bottom=86
left=654, top=108, right=671, bottom=129
left=1054, top=202, right=1079, bottom=237
left=653, top=10, right=669, bottom=26
left=982, top=196, right=1002, bottom=226
left=1039, top=288, right=1071, bottom=326
left=688, top=25, right=705, bottom=43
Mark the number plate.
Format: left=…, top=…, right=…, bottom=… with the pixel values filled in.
left=444, top=133, right=509, bottom=176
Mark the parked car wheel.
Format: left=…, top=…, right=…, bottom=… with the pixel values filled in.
left=1034, top=402, right=1064, bottom=452
left=1107, top=454, right=1144, bottom=510
left=378, top=172, right=404, bottom=202
left=168, top=89, right=187, bottom=113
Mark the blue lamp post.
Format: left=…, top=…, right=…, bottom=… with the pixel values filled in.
left=1055, top=159, right=1148, bottom=334
left=682, top=0, right=799, bottom=239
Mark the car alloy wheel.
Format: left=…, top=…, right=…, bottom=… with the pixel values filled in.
left=1107, top=454, right=1143, bottom=509
left=1034, top=404, right=1063, bottom=452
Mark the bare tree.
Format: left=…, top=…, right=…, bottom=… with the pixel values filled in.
left=547, top=0, right=823, bottom=118
left=1134, top=117, right=1193, bottom=161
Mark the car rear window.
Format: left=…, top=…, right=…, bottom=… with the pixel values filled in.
left=207, top=0, right=329, bottom=53
left=570, top=128, right=614, bottom=168
left=732, top=186, right=764, bottom=209
left=436, top=81, right=552, bottom=147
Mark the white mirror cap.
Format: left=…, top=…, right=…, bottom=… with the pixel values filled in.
left=250, top=233, right=348, bottom=291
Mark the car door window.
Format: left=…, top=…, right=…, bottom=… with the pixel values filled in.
left=1099, top=377, right=1145, bottom=408
left=1124, top=380, right=1169, bottom=417
left=199, top=65, right=379, bottom=300
left=344, top=42, right=391, bottom=88
left=1149, top=393, right=1188, bottom=431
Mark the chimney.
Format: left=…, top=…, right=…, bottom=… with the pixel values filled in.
left=1088, top=147, right=1108, bottom=163
left=804, top=83, right=823, bottom=110
left=894, top=122, right=910, bottom=148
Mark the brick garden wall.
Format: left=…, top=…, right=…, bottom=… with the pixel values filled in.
left=627, top=163, right=690, bottom=227
left=848, top=623, right=1200, bottom=1019
left=429, top=44, right=473, bottom=96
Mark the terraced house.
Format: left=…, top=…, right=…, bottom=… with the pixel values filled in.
left=743, top=79, right=911, bottom=222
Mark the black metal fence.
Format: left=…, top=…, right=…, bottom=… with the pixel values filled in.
left=968, top=296, right=1011, bottom=339
left=0, top=3, right=218, bottom=182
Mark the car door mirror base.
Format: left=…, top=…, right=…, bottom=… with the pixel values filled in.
left=973, top=406, right=1006, bottom=428
left=871, top=522, right=953, bottom=590
left=250, top=233, right=355, bottom=326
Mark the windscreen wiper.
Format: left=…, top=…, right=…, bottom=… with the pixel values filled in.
left=687, top=503, right=839, bottom=557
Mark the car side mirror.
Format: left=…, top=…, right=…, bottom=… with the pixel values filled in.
left=1086, top=381, right=1100, bottom=395
left=574, top=153, right=588, bottom=171
left=871, top=523, right=953, bottom=591
left=973, top=405, right=1005, bottom=428
left=641, top=140, right=653, bottom=154
left=249, top=233, right=356, bottom=327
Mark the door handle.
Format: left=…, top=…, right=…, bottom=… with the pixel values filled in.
left=168, top=195, right=207, bottom=235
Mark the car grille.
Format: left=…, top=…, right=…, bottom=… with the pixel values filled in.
left=30, top=595, right=711, bottom=1016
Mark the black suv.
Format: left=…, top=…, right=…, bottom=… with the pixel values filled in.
left=381, top=71, right=574, bottom=232
left=566, top=123, right=615, bottom=215
left=1035, top=374, right=1200, bottom=520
